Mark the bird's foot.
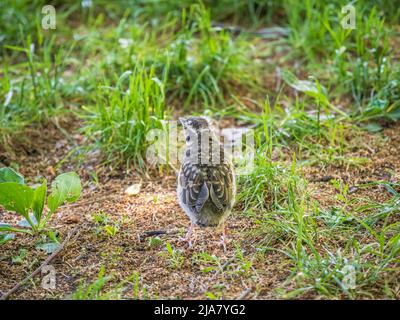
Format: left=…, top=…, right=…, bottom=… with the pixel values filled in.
left=179, top=223, right=196, bottom=248
left=179, top=235, right=194, bottom=248
left=219, top=234, right=232, bottom=253
left=217, top=223, right=231, bottom=252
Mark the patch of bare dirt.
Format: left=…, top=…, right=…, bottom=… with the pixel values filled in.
left=304, top=122, right=399, bottom=209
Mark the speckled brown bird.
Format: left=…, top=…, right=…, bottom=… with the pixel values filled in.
left=177, top=116, right=236, bottom=250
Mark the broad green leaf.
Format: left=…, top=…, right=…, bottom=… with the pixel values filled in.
left=17, top=218, right=32, bottom=228
left=387, top=107, right=400, bottom=120
left=17, top=213, right=38, bottom=229
left=282, top=70, right=329, bottom=104
left=0, top=222, right=32, bottom=234
left=0, top=223, right=15, bottom=232
left=283, top=70, right=318, bottom=94
left=48, top=172, right=82, bottom=214
left=32, top=179, right=47, bottom=223
left=0, top=183, right=34, bottom=217
left=0, top=167, right=24, bottom=184
left=362, top=123, right=383, bottom=133
left=0, top=233, right=15, bottom=245
left=0, top=223, right=28, bottom=232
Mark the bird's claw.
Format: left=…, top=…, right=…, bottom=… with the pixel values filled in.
left=179, top=236, right=193, bottom=248
left=219, top=234, right=231, bottom=252
left=179, top=223, right=196, bottom=248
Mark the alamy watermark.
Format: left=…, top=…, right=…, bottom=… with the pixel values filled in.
left=341, top=265, right=356, bottom=290
left=341, top=4, right=356, bottom=29
left=41, top=5, right=56, bottom=30
left=41, top=265, right=56, bottom=290
left=41, top=1, right=95, bottom=30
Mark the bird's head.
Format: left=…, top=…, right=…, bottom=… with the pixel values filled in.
left=179, top=116, right=210, bottom=131
left=179, top=116, right=213, bottom=145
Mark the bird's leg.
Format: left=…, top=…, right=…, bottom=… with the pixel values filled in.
left=219, top=222, right=228, bottom=252
left=180, top=222, right=196, bottom=248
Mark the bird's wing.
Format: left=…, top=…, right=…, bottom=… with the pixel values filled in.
left=179, top=162, right=209, bottom=213
left=206, top=163, right=234, bottom=212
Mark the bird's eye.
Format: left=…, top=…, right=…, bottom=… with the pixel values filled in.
left=186, top=136, right=190, bottom=142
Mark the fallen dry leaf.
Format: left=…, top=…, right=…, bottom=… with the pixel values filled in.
left=125, top=181, right=142, bottom=196
left=63, top=214, right=80, bottom=224
left=46, top=165, right=56, bottom=176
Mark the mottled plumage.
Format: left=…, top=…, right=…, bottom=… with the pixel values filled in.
left=177, top=116, right=235, bottom=249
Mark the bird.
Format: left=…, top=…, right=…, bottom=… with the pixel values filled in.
left=177, top=116, right=236, bottom=251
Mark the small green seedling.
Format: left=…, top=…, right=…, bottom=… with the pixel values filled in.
left=92, top=211, right=120, bottom=237
left=0, top=167, right=82, bottom=243
left=71, top=266, right=145, bottom=300
left=161, top=242, right=185, bottom=269
left=148, top=236, right=162, bottom=248
left=331, top=179, right=349, bottom=205
left=11, top=248, right=28, bottom=265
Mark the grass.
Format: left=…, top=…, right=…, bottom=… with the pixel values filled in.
left=81, top=64, right=168, bottom=170
left=235, top=90, right=399, bottom=298
left=164, top=4, right=260, bottom=108
left=1, top=34, right=70, bottom=142
left=71, top=266, right=146, bottom=300
left=0, top=0, right=399, bottom=300
left=126, top=4, right=262, bottom=108
left=161, top=242, right=185, bottom=270
left=246, top=155, right=399, bottom=298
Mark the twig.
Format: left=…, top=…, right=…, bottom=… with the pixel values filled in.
left=309, top=175, right=334, bottom=183
left=59, top=195, right=113, bottom=209
left=235, top=288, right=252, bottom=300
left=210, top=259, right=231, bottom=281
left=142, top=230, right=168, bottom=237
left=139, top=229, right=180, bottom=241
left=0, top=223, right=83, bottom=300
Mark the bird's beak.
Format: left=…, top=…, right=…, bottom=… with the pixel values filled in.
left=178, top=117, right=186, bottom=127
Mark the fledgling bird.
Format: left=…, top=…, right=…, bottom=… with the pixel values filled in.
left=177, top=116, right=236, bottom=250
